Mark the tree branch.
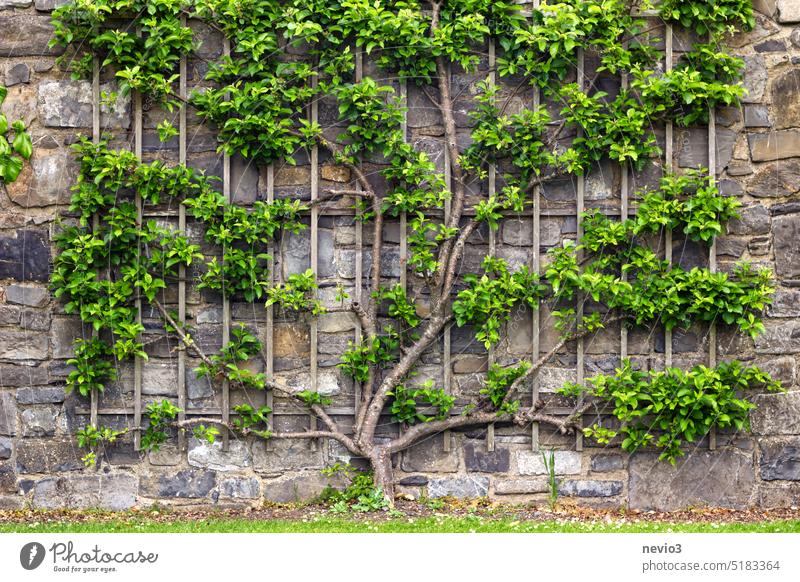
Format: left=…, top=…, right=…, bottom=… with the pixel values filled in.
left=174, top=417, right=360, bottom=455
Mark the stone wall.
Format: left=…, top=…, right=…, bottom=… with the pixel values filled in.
left=1, top=1, right=800, bottom=511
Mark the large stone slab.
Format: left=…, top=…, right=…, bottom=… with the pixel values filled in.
left=774, top=215, right=800, bottom=279
left=219, top=477, right=260, bottom=500
left=772, top=69, right=800, bottom=129
left=726, top=205, right=769, bottom=235
left=748, top=130, right=800, bottom=162
left=0, top=15, right=63, bottom=57
left=188, top=438, right=251, bottom=472
left=755, top=321, right=800, bottom=355
left=16, top=386, right=65, bottom=405
left=401, top=434, right=457, bottom=473
left=428, top=476, right=489, bottom=499
left=629, top=450, right=755, bottom=511
left=516, top=450, right=581, bottom=475
left=0, top=229, right=50, bottom=282
left=777, top=0, right=800, bottom=22
left=33, top=474, right=137, bottom=510
left=741, top=55, right=767, bottom=103
left=747, top=159, right=800, bottom=198
left=38, top=80, right=130, bottom=129
left=139, top=468, right=217, bottom=498
left=591, top=454, right=625, bottom=472
left=760, top=438, right=800, bottom=481
left=15, top=438, right=82, bottom=473
left=4, top=284, right=48, bottom=307
left=493, top=478, right=549, bottom=495
left=262, top=472, right=342, bottom=503
left=4, top=148, right=76, bottom=207
left=20, top=406, right=57, bottom=437
left=464, top=441, right=510, bottom=473
left=751, top=392, right=800, bottom=435
left=0, top=364, right=48, bottom=387
left=771, top=291, right=800, bottom=318
left=560, top=480, right=623, bottom=497
left=252, top=439, right=323, bottom=473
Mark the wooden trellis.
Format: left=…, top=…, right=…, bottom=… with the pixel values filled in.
left=77, top=8, right=720, bottom=459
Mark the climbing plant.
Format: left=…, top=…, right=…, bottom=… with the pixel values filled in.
left=49, top=0, right=783, bottom=498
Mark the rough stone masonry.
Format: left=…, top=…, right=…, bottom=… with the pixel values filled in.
left=1, top=2, right=800, bottom=511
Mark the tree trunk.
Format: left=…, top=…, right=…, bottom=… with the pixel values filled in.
left=370, top=446, right=395, bottom=505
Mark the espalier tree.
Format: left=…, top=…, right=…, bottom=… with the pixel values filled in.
left=50, top=0, right=783, bottom=501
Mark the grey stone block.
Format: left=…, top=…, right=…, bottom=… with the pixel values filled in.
left=21, top=406, right=57, bottom=437
left=0, top=364, right=48, bottom=387
left=749, top=130, right=800, bottom=162
left=755, top=322, right=800, bottom=354
left=629, top=450, right=755, bottom=511
left=398, top=475, right=428, bottom=486
left=262, top=472, right=343, bottom=503
left=591, top=454, right=624, bottom=472
left=219, top=477, right=260, bottom=499
left=560, top=479, right=623, bottom=497
left=760, top=439, right=800, bottom=481
left=15, top=438, right=81, bottom=473
left=494, top=478, right=549, bottom=495
left=16, top=387, right=65, bottom=405
left=188, top=438, right=251, bottom=472
left=741, top=55, right=767, bottom=103
left=0, top=229, right=50, bottom=282
left=464, top=441, right=510, bottom=473
left=0, top=463, right=16, bottom=493
left=5, top=147, right=77, bottom=208
left=402, top=434, right=457, bottom=473
left=0, top=437, right=12, bottom=460
left=0, top=393, right=17, bottom=436
left=777, top=0, right=800, bottom=22
left=428, top=476, right=489, bottom=499
left=252, top=439, right=323, bottom=473
left=726, top=205, right=769, bottom=236
left=33, top=474, right=137, bottom=510
left=0, top=15, right=63, bottom=57
left=517, top=450, right=581, bottom=475
left=4, top=62, right=30, bottom=87
left=752, top=392, right=800, bottom=435
left=140, top=468, right=217, bottom=499
left=38, top=80, right=130, bottom=129
left=771, top=291, right=800, bottom=318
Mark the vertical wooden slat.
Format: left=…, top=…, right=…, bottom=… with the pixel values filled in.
left=486, top=39, right=497, bottom=453
left=708, top=99, right=717, bottom=451
left=575, top=48, right=586, bottom=452
left=530, top=0, right=541, bottom=452
left=353, top=51, right=364, bottom=424
left=309, top=64, right=319, bottom=449
left=400, top=77, right=408, bottom=293
left=620, top=66, right=629, bottom=362
left=90, top=56, right=100, bottom=432
left=665, top=24, right=674, bottom=369
left=133, top=88, right=143, bottom=451
left=265, top=165, right=275, bottom=436
left=177, top=16, right=188, bottom=450
left=221, top=37, right=232, bottom=451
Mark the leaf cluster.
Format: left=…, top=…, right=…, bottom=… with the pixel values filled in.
left=0, top=86, right=33, bottom=183
left=567, top=359, right=782, bottom=463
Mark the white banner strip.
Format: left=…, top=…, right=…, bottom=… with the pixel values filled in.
left=1, top=533, right=798, bottom=581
